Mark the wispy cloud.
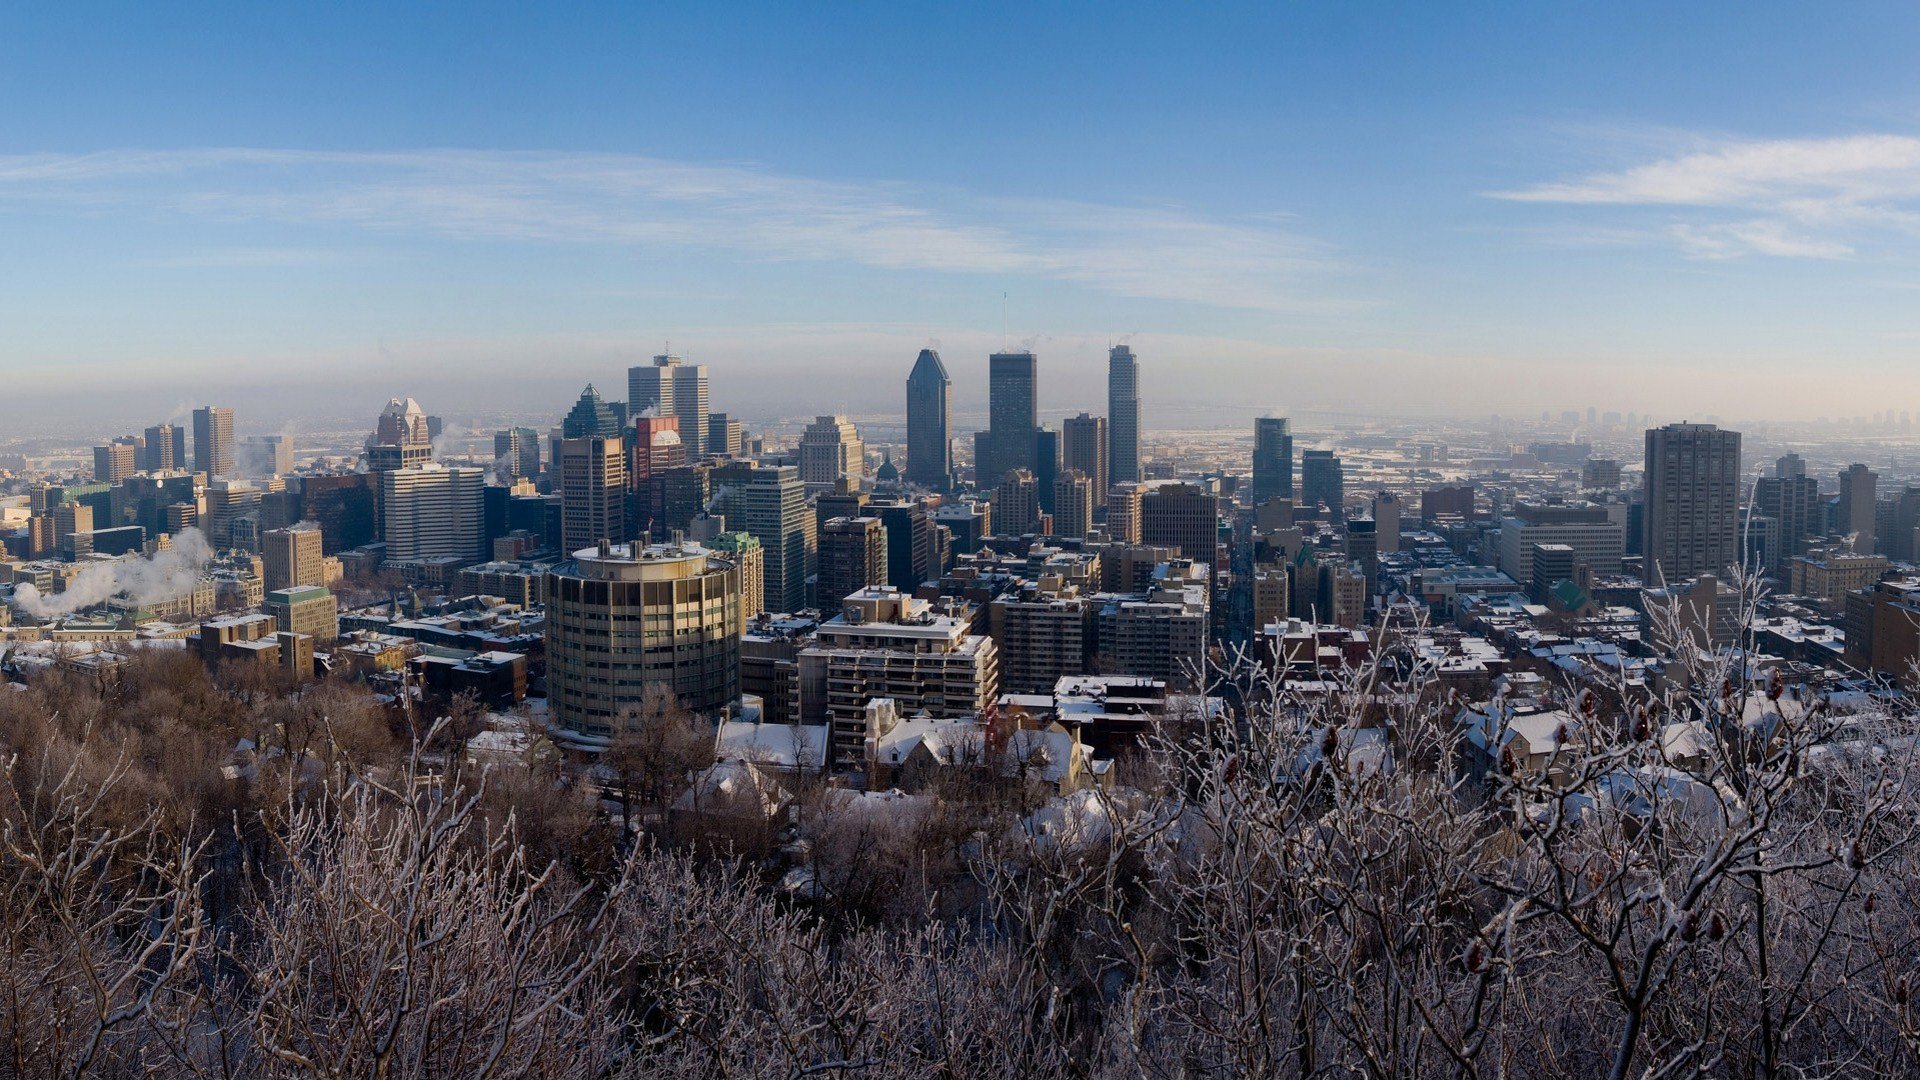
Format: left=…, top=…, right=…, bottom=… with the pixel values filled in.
left=0, top=148, right=1337, bottom=311
left=1490, top=133, right=1920, bottom=259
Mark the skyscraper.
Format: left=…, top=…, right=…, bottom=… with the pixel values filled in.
left=1108, top=345, right=1140, bottom=486
left=93, top=439, right=138, bottom=484
left=380, top=465, right=487, bottom=562
left=1252, top=417, right=1294, bottom=504
left=798, top=415, right=865, bottom=492
left=261, top=522, right=325, bottom=593
left=673, top=361, right=709, bottom=460
left=994, top=470, right=1040, bottom=536
left=494, top=427, right=542, bottom=480
left=1839, top=463, right=1878, bottom=554
left=1061, top=413, right=1108, bottom=508
left=706, top=413, right=744, bottom=458
left=1053, top=470, right=1095, bottom=539
left=906, top=348, right=953, bottom=489
left=1755, top=468, right=1821, bottom=570
left=545, top=541, right=742, bottom=739
left=819, top=516, right=888, bottom=609
left=238, top=435, right=293, bottom=478
left=1300, top=450, right=1344, bottom=520
left=143, top=424, right=187, bottom=472
left=628, top=357, right=674, bottom=422
left=983, top=350, right=1037, bottom=484
left=1033, top=427, right=1060, bottom=514
left=712, top=461, right=814, bottom=613
left=1642, top=423, right=1741, bottom=583
left=192, top=405, right=234, bottom=478
left=559, top=435, right=628, bottom=552
left=1142, top=482, right=1221, bottom=567
left=561, top=384, right=622, bottom=440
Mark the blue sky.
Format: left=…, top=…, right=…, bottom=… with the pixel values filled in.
left=4, top=2, right=1920, bottom=431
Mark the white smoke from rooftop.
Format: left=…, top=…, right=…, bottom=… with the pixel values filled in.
left=11, top=528, right=215, bottom=619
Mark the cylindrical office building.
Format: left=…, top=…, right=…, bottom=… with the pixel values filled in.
left=546, top=541, right=741, bottom=744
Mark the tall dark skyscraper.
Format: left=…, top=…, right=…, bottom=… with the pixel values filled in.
left=1643, top=422, right=1741, bottom=583
left=562, top=384, right=622, bottom=439
left=1301, top=449, right=1345, bottom=520
left=1252, top=417, right=1294, bottom=504
left=192, top=405, right=234, bottom=479
left=905, top=348, right=952, bottom=489
left=143, top=424, right=186, bottom=472
left=1108, top=345, right=1140, bottom=485
left=1033, top=427, right=1060, bottom=514
left=983, top=350, right=1037, bottom=485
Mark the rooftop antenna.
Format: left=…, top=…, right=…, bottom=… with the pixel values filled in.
left=1002, top=292, right=1009, bottom=351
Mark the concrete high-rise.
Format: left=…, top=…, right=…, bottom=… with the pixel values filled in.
left=994, top=470, right=1041, bottom=536
left=798, top=415, right=865, bottom=492
left=905, top=348, right=953, bottom=489
left=818, top=516, right=888, bottom=609
left=1252, top=417, right=1294, bottom=504
left=261, top=522, right=324, bottom=593
left=143, top=424, right=187, bottom=472
left=1839, top=463, right=1878, bottom=554
left=1642, top=423, right=1741, bottom=584
left=379, top=465, right=487, bottom=563
left=982, top=350, right=1038, bottom=485
left=1142, top=483, right=1221, bottom=568
left=192, top=406, right=234, bottom=478
left=1053, top=470, right=1095, bottom=539
left=672, top=360, right=709, bottom=460
left=1108, top=345, right=1140, bottom=485
left=93, top=440, right=138, bottom=484
left=712, top=461, right=814, bottom=613
left=546, top=541, right=743, bottom=741
left=559, top=436, right=628, bottom=552
left=628, top=357, right=674, bottom=423
left=1755, top=471, right=1822, bottom=570
left=1371, top=491, right=1402, bottom=554
left=1061, top=413, right=1108, bottom=508
left=629, top=354, right=708, bottom=459
left=494, top=427, right=541, bottom=480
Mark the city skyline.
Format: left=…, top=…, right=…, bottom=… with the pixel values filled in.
left=6, top=4, right=1920, bottom=427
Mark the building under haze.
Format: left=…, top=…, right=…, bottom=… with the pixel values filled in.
left=906, top=348, right=953, bottom=489
left=380, top=464, right=487, bottom=563
left=494, top=427, right=541, bottom=480
left=1642, top=423, right=1741, bottom=584
left=629, top=354, right=710, bottom=459
left=982, top=350, right=1038, bottom=485
left=1061, top=412, right=1108, bottom=508
left=559, top=435, right=628, bottom=552
left=798, top=415, right=865, bottom=493
left=561, top=384, right=622, bottom=440
left=1252, top=417, right=1294, bottom=504
left=1108, top=345, right=1141, bottom=486
left=143, top=424, right=187, bottom=472
left=1300, top=450, right=1345, bottom=520
left=1839, top=463, right=1878, bottom=554
left=192, top=406, right=234, bottom=479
